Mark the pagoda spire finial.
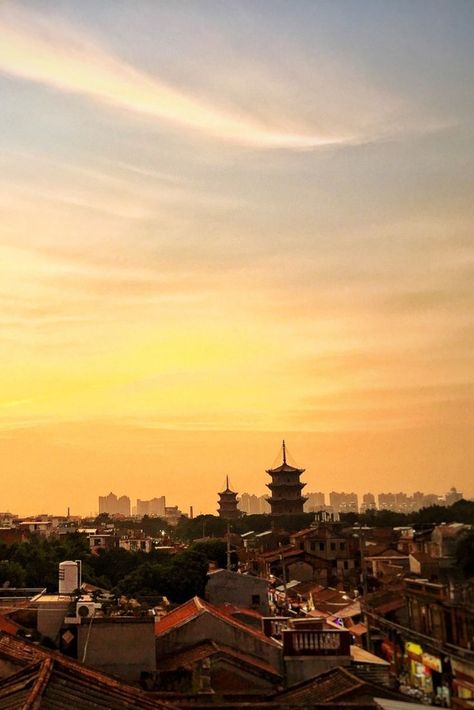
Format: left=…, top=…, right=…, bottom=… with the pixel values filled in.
left=282, top=439, right=286, bottom=465
left=226, top=475, right=229, bottom=490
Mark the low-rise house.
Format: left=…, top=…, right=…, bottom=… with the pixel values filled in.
left=119, top=537, right=154, bottom=553
left=155, top=596, right=282, bottom=675
left=18, top=520, right=53, bottom=537
left=205, top=569, right=270, bottom=615
left=408, top=551, right=440, bottom=579
left=272, top=665, right=411, bottom=706
left=0, top=631, right=174, bottom=709
left=156, top=640, right=283, bottom=694
left=430, top=523, right=468, bottom=562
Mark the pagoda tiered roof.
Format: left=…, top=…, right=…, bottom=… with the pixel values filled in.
left=266, top=461, right=305, bottom=474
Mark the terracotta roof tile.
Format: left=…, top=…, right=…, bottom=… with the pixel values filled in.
left=154, top=597, right=203, bottom=635
left=155, top=597, right=279, bottom=648
left=0, top=614, right=21, bottom=636
left=0, top=632, right=177, bottom=709
left=275, top=665, right=364, bottom=702
left=158, top=640, right=281, bottom=678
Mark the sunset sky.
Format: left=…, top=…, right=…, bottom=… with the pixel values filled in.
left=1, top=1, right=473, bottom=516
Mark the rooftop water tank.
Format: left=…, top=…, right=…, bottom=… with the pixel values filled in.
left=58, top=560, right=79, bottom=595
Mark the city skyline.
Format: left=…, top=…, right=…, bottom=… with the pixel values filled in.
left=1, top=1, right=473, bottom=515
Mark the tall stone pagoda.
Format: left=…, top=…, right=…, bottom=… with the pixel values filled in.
left=266, top=440, right=307, bottom=516
left=217, top=477, right=240, bottom=520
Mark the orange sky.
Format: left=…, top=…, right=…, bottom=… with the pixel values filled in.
left=1, top=2, right=473, bottom=515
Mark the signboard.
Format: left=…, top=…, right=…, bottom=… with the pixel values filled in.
left=405, top=641, right=423, bottom=662
left=422, top=652, right=442, bottom=673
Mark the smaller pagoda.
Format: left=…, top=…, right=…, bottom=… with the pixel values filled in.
left=266, top=440, right=307, bottom=517
left=217, top=477, right=240, bottom=520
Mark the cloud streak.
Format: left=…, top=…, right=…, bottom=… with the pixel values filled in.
left=0, top=11, right=352, bottom=150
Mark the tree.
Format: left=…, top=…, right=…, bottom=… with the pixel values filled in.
left=0, top=560, right=27, bottom=588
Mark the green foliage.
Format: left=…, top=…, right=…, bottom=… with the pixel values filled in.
left=347, top=499, right=474, bottom=528
left=114, top=549, right=209, bottom=603
left=190, top=540, right=228, bottom=568
left=88, top=547, right=144, bottom=589
left=174, top=512, right=316, bottom=541
left=0, top=560, right=27, bottom=588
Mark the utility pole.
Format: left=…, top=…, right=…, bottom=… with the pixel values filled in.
left=355, top=525, right=372, bottom=651
left=279, top=544, right=289, bottom=612
left=226, top=522, right=232, bottom=571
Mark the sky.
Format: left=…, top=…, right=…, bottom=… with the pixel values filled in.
left=0, top=1, right=473, bottom=516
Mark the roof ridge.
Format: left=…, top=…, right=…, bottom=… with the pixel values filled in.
left=24, top=656, right=54, bottom=708
left=197, top=598, right=280, bottom=647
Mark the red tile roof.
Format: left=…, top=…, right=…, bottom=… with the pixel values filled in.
left=155, top=597, right=280, bottom=647
left=0, top=614, right=21, bottom=636
left=158, top=640, right=282, bottom=678
left=275, top=665, right=365, bottom=703
left=154, top=598, right=202, bottom=635
left=0, top=632, right=177, bottom=709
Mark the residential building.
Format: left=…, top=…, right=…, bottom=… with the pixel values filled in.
left=305, top=492, right=326, bottom=512
left=137, top=497, right=166, bottom=517
left=0, top=631, right=170, bottom=708
left=155, top=596, right=283, bottom=674
left=445, top=486, right=463, bottom=506
left=360, top=493, right=376, bottom=512
left=329, top=492, right=358, bottom=514
left=205, top=569, right=270, bottom=615
left=98, top=492, right=130, bottom=517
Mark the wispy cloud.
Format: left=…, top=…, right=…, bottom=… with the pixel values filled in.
left=0, top=10, right=353, bottom=150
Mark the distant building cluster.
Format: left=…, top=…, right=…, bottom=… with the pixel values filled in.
left=98, top=492, right=184, bottom=525
left=238, top=486, right=464, bottom=516
left=238, top=493, right=271, bottom=515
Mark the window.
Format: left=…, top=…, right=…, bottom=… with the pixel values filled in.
left=251, top=594, right=260, bottom=607
left=343, top=560, right=349, bottom=570
left=319, top=542, right=325, bottom=551
left=330, top=542, right=336, bottom=551
left=340, top=542, right=345, bottom=551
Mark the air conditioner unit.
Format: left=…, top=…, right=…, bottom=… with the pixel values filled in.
left=76, top=602, right=98, bottom=619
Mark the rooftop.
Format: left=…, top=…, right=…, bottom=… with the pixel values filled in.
left=155, top=597, right=280, bottom=647
left=0, top=632, right=176, bottom=709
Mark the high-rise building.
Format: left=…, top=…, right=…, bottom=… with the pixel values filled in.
left=217, top=477, right=240, bottom=520
left=98, top=492, right=118, bottom=515
left=136, top=496, right=166, bottom=517
left=378, top=492, right=397, bottom=511
left=98, top=492, right=130, bottom=517
left=136, top=499, right=150, bottom=517
left=360, top=493, right=376, bottom=512
left=305, top=492, right=326, bottom=512
left=258, top=495, right=271, bottom=514
left=329, top=491, right=358, bottom=514
left=117, top=496, right=131, bottom=517
left=445, top=487, right=463, bottom=506
left=266, top=441, right=307, bottom=517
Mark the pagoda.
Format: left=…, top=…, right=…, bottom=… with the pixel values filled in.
left=266, top=441, right=307, bottom=516
left=217, top=477, right=240, bottom=520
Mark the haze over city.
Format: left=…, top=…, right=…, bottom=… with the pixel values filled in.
left=1, top=1, right=473, bottom=516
